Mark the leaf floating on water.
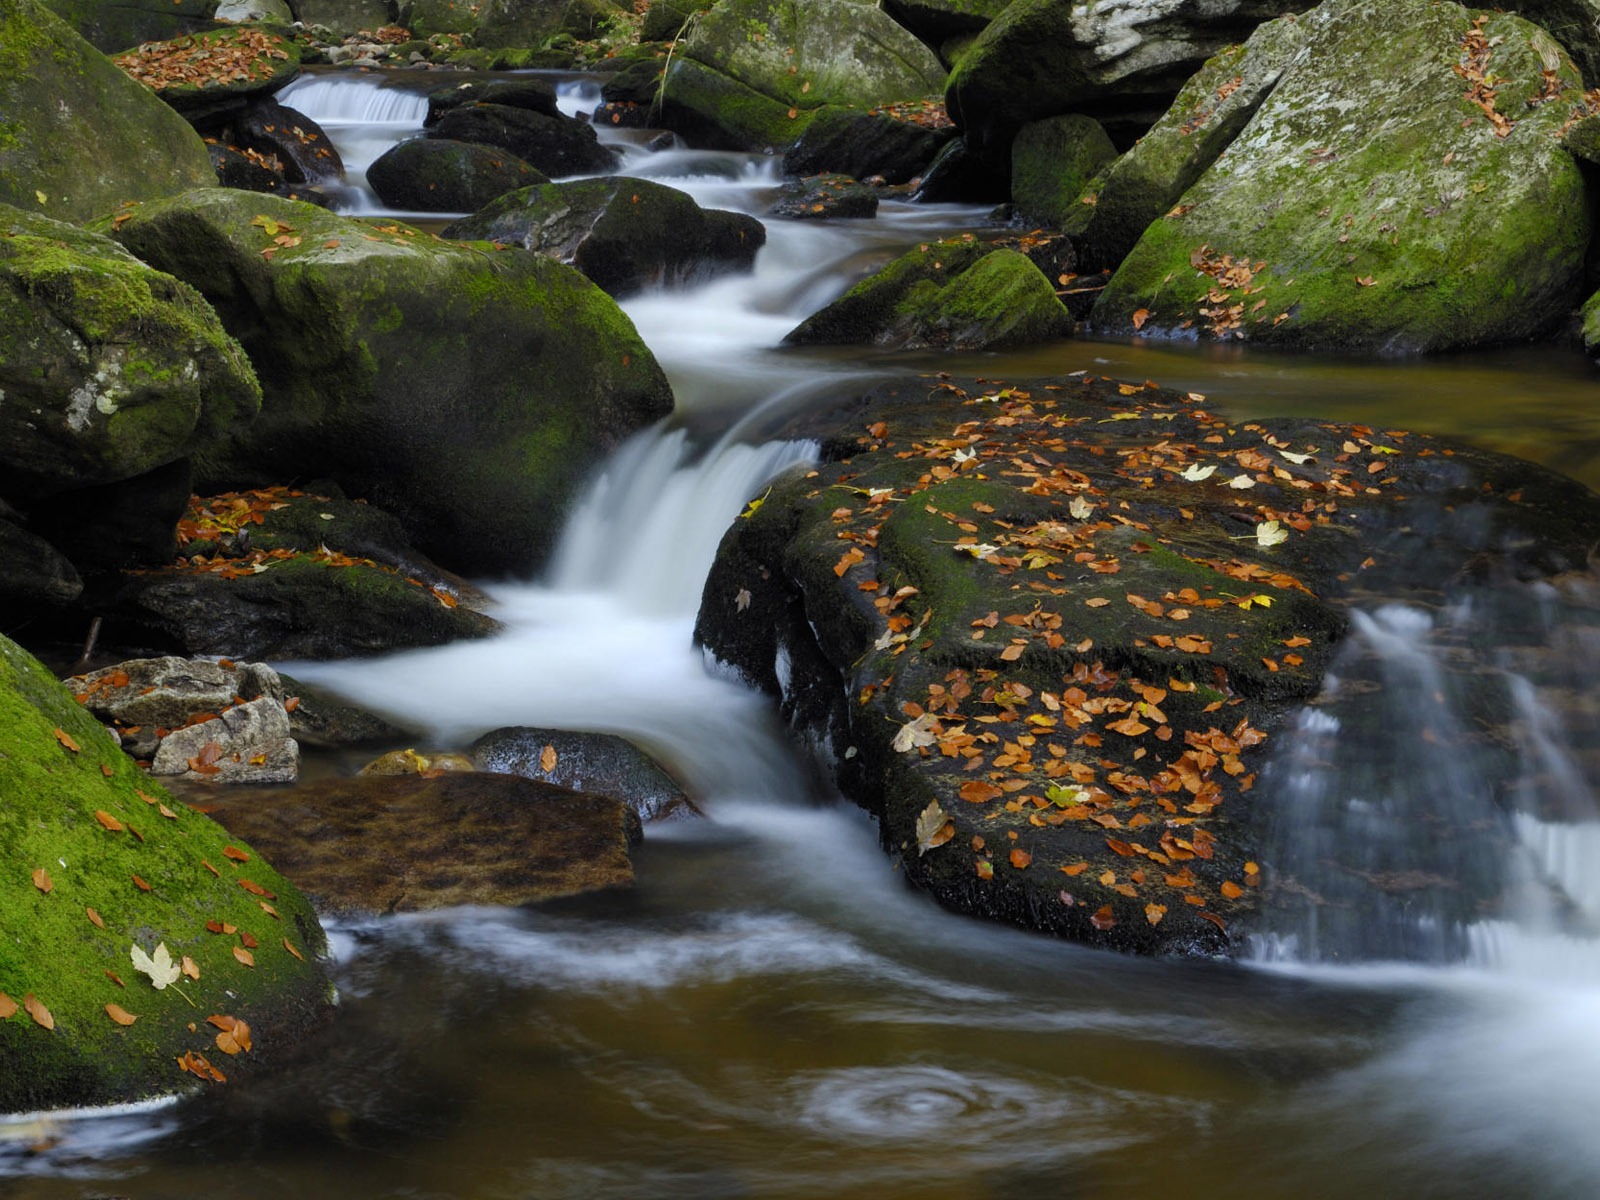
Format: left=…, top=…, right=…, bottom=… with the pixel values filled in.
left=105, top=1003, right=138, bottom=1027
left=540, top=744, right=558, bottom=773
left=914, top=800, right=955, bottom=855
left=31, top=867, right=51, bottom=894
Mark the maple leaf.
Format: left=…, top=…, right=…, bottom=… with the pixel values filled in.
left=893, top=713, right=938, bottom=753
left=1254, top=520, right=1289, bottom=547
left=1226, top=474, right=1256, bottom=489
left=131, top=942, right=195, bottom=1005
left=1068, top=495, right=1094, bottom=520
left=955, top=543, right=999, bottom=559
left=1179, top=463, right=1217, bottom=482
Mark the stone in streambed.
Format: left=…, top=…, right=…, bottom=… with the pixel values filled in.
left=782, top=105, right=959, bottom=187
left=200, top=773, right=643, bottom=918
left=771, top=174, right=880, bottom=221
left=113, top=26, right=302, bottom=122
left=368, top=139, right=549, bottom=214
left=471, top=726, right=699, bottom=823
left=1009, top=113, right=1116, bottom=230
left=427, top=103, right=619, bottom=178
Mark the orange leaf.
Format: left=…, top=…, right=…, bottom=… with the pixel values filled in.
left=1060, top=862, right=1089, bottom=877
left=540, top=744, right=558, bottom=773
left=283, top=937, right=304, bottom=961
left=222, top=846, right=250, bottom=863
left=1144, top=903, right=1167, bottom=926
left=132, top=874, right=151, bottom=892
left=975, top=858, right=993, bottom=879
left=182, top=956, right=201, bottom=981
left=31, top=867, right=51, bottom=894
left=233, top=946, right=255, bottom=968
left=240, top=931, right=259, bottom=949
left=85, top=906, right=104, bottom=928
left=95, top=810, right=126, bottom=832
left=1105, top=837, right=1136, bottom=857
left=1009, top=848, right=1033, bottom=869
left=105, top=1003, right=138, bottom=1027
left=1089, top=904, right=1116, bottom=931
left=0, top=992, right=17, bottom=1019
left=959, top=780, right=1003, bottom=804
left=24, top=993, right=53, bottom=1030
left=1220, top=880, right=1244, bottom=899
left=237, top=878, right=276, bottom=899
left=1131, top=308, right=1151, bottom=330
left=53, top=727, right=80, bottom=753
left=100, top=763, right=115, bottom=777
left=258, top=900, right=279, bottom=919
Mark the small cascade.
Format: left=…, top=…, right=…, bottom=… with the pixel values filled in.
left=275, top=73, right=432, bottom=126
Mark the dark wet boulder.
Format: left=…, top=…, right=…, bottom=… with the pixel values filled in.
left=471, top=726, right=699, bottom=823
left=1010, top=113, right=1116, bottom=229
left=882, top=0, right=1013, bottom=44
left=694, top=372, right=1600, bottom=956
left=1093, top=0, right=1592, bottom=352
left=641, top=0, right=703, bottom=41
left=782, top=105, right=959, bottom=186
left=105, top=189, right=672, bottom=576
left=25, top=458, right=194, bottom=574
left=275, top=674, right=419, bottom=749
left=113, top=26, right=302, bottom=122
left=232, top=98, right=345, bottom=185
left=0, top=205, right=259, bottom=499
left=0, top=631, right=331, bottom=1114
left=428, top=102, right=620, bottom=178
left=1061, top=15, right=1305, bottom=273
left=40, top=0, right=219, bottom=52
left=0, top=514, right=82, bottom=610
left=911, top=135, right=1008, bottom=203
left=945, top=0, right=1314, bottom=158
left=786, top=237, right=1073, bottom=350
left=368, top=138, right=549, bottom=213
left=771, top=174, right=880, bottom=221
left=425, top=77, right=562, bottom=124
left=201, top=772, right=643, bottom=918
left=444, top=177, right=765, bottom=298
left=2, top=0, right=217, bottom=223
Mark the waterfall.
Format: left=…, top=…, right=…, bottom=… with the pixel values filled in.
left=274, top=74, right=432, bottom=126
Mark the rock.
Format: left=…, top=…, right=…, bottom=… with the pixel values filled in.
left=1564, top=112, right=1600, bottom=164
left=471, top=726, right=698, bottom=823
left=660, top=0, right=948, bottom=151
left=0, top=631, right=330, bottom=1113
left=275, top=674, right=419, bottom=749
left=444, top=177, right=765, bottom=298
left=150, top=696, right=300, bottom=783
left=471, top=0, right=619, bottom=48
left=428, top=102, right=621, bottom=178
left=0, top=515, right=83, bottom=610
left=113, top=26, right=302, bottom=121
left=1060, top=14, right=1305, bottom=272
left=396, top=0, right=476, bottom=36
left=693, top=372, right=1600, bottom=955
left=1093, top=0, right=1593, bottom=352
left=295, top=0, right=396, bottom=38
left=0, top=205, right=260, bottom=499
left=358, top=748, right=475, bottom=775
left=368, top=138, right=549, bottom=213
left=882, top=0, right=1014, bottom=45
left=2, top=0, right=218, bottom=224
left=215, top=0, right=292, bottom=20
left=26, top=458, right=193, bottom=573
left=69, top=654, right=286, bottom=757
left=786, top=237, right=1073, bottom=350
left=425, top=77, right=562, bottom=124
left=641, top=0, right=702, bottom=41
left=910, top=135, right=1007, bottom=203
left=200, top=773, right=644, bottom=918
left=945, top=0, right=1315, bottom=158
left=39, top=0, right=218, bottom=53
left=782, top=104, right=959, bottom=186
left=1580, top=288, right=1600, bottom=359
left=771, top=174, right=880, bottom=220
left=232, top=99, right=345, bottom=185
left=1506, top=0, right=1600, bottom=86
left=1009, top=113, right=1116, bottom=229
left=105, top=189, right=673, bottom=576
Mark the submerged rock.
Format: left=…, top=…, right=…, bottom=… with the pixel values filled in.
left=471, top=726, right=699, bottom=823
left=0, top=632, right=331, bottom=1114
left=1093, top=0, right=1593, bottom=352
left=694, top=372, right=1600, bottom=955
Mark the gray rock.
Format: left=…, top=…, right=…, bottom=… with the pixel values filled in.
left=151, top=696, right=300, bottom=783
left=471, top=725, right=699, bottom=823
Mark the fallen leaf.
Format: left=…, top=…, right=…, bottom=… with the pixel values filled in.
left=222, top=846, right=250, bottom=863
left=283, top=938, right=304, bottom=961
left=105, top=1003, right=138, bottom=1027
left=131, top=942, right=181, bottom=990
left=959, top=780, right=1003, bottom=804
left=181, top=956, right=201, bottom=981
left=53, top=727, right=80, bottom=753
left=132, top=874, right=151, bottom=892
left=237, top=879, right=276, bottom=899
left=24, top=994, right=53, bottom=1030
left=0, top=993, right=17, bottom=1019
left=85, top=906, right=104, bottom=928
left=31, top=867, right=51, bottom=894
left=233, top=946, right=255, bottom=968
left=914, top=800, right=955, bottom=855
left=1089, top=904, right=1116, bottom=931
left=1179, top=463, right=1217, bottom=482
left=1220, top=880, right=1244, bottom=899
left=95, top=810, right=126, bottom=832
left=1131, top=307, right=1151, bottom=330
left=540, top=744, right=558, bottom=773
left=1009, top=848, right=1033, bottom=869
left=1144, top=903, right=1167, bottom=926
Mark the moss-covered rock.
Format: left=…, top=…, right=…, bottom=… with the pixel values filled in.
left=786, top=237, right=1073, bottom=350
left=0, top=631, right=331, bottom=1113
left=40, top=0, right=220, bottom=54
left=1061, top=15, right=1305, bottom=272
left=882, top=0, right=1013, bottom=44
left=1009, top=112, right=1116, bottom=228
left=660, top=0, right=948, bottom=151
left=444, top=176, right=764, bottom=297
left=112, top=25, right=301, bottom=119
left=782, top=104, right=959, bottom=185
left=427, top=102, right=620, bottom=178
left=1505, top=0, right=1600, bottom=85
left=693, top=372, right=1600, bottom=954
left=1093, top=0, right=1592, bottom=352
left=368, top=138, right=549, bottom=213
left=295, top=0, right=394, bottom=38
left=103, top=189, right=672, bottom=576
left=0, top=205, right=260, bottom=498
left=945, top=0, right=1314, bottom=158
left=641, top=0, right=705, bottom=42
left=1, top=0, right=218, bottom=224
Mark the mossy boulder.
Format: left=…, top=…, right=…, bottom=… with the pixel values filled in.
left=444, top=176, right=765, bottom=298
left=882, top=0, right=1013, bottom=43
left=112, top=26, right=301, bottom=119
left=104, top=189, right=673, bottom=576
left=945, top=0, right=1314, bottom=158
left=1009, top=113, right=1117, bottom=228
left=770, top=173, right=880, bottom=220
left=1506, top=0, right=1600, bottom=84
left=0, top=631, right=331, bottom=1113
left=694, top=372, right=1600, bottom=954
left=1, top=0, right=218, bottom=225
left=1061, top=15, right=1306, bottom=272
left=427, top=103, right=620, bottom=178
left=1093, top=0, right=1593, bottom=352
left=0, top=205, right=260, bottom=498
left=641, top=0, right=705, bottom=41
left=40, top=0, right=220, bottom=53
left=786, top=237, right=1073, bottom=350
left=295, top=0, right=394, bottom=38
left=782, top=104, right=959, bottom=185
left=660, top=0, right=948, bottom=151
left=368, top=139, right=549, bottom=213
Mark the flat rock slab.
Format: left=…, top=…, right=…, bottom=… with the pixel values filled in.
left=202, top=774, right=644, bottom=918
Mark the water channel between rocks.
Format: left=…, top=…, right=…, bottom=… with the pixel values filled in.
left=5, top=70, right=1600, bottom=1200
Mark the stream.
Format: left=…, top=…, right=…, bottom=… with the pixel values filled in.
left=5, top=69, right=1600, bottom=1199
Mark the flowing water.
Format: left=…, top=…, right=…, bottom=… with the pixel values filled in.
left=7, top=70, right=1600, bottom=1199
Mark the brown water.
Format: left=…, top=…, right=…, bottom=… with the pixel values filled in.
left=6, top=72, right=1600, bottom=1200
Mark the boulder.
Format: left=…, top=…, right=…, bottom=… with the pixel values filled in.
left=1, top=0, right=218, bottom=224
left=0, top=515, right=83, bottom=610
left=396, top=0, right=476, bottom=35
left=113, top=26, right=302, bottom=121
left=104, top=189, right=673, bottom=576
left=782, top=105, right=959, bottom=185
left=368, top=138, right=549, bottom=213
left=660, top=0, right=948, bottom=151
left=1060, top=14, right=1305, bottom=272
left=231, top=99, right=345, bottom=185
left=785, top=238, right=1074, bottom=350
left=945, top=0, right=1315, bottom=158
left=1505, top=0, right=1600, bottom=85
left=214, top=0, right=291, bottom=20
left=470, top=0, right=621, bottom=47
left=911, top=135, right=1007, bottom=203
left=641, top=0, right=703, bottom=41
left=25, top=458, right=194, bottom=573
left=1093, top=0, right=1593, bottom=352
left=275, top=674, right=418, bottom=749
left=425, top=78, right=562, bottom=125
left=39, top=0, right=218, bottom=53
left=0, top=631, right=330, bottom=1113
left=1009, top=113, right=1117, bottom=228
left=0, top=205, right=260, bottom=499
left=358, top=748, right=475, bottom=775
left=771, top=174, right=880, bottom=220
left=444, top=177, right=765, bottom=298
left=295, top=0, right=396, bottom=38
left=427, top=103, right=620, bottom=178
left=882, top=0, right=1014, bottom=44
left=471, top=726, right=699, bottom=822
left=200, top=773, right=644, bottom=918
left=693, top=372, right=1600, bottom=954
left=149, top=696, right=299, bottom=782
left=69, top=654, right=286, bottom=757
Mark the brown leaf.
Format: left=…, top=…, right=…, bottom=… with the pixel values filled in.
left=1131, top=307, right=1151, bottom=331
left=959, top=780, right=1003, bottom=804
left=283, top=937, right=304, bottom=961
left=0, top=993, right=17, bottom=1019
left=31, top=867, right=52, bottom=894
left=105, top=1003, right=138, bottom=1027
left=1089, top=904, right=1116, bottom=931
left=1008, top=848, right=1033, bottom=869
left=1220, top=880, right=1244, bottom=899
left=132, top=874, right=151, bottom=892
left=240, top=931, right=259, bottom=949
left=232, top=946, right=255, bottom=968
left=53, top=727, right=80, bottom=753
left=105, top=970, right=125, bottom=988
left=95, top=810, right=126, bottom=832
left=222, top=846, right=250, bottom=863
left=1144, top=903, right=1167, bottom=926
left=181, top=955, right=201, bottom=981
left=85, top=906, right=105, bottom=928
left=237, top=878, right=276, bottom=899
left=540, top=744, right=558, bottom=773
left=24, top=994, right=54, bottom=1030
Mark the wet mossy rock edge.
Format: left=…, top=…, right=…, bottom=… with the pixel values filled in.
left=694, top=373, right=1600, bottom=955
left=0, top=633, right=331, bottom=1113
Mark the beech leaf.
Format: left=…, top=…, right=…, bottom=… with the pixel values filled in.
left=914, top=800, right=955, bottom=855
